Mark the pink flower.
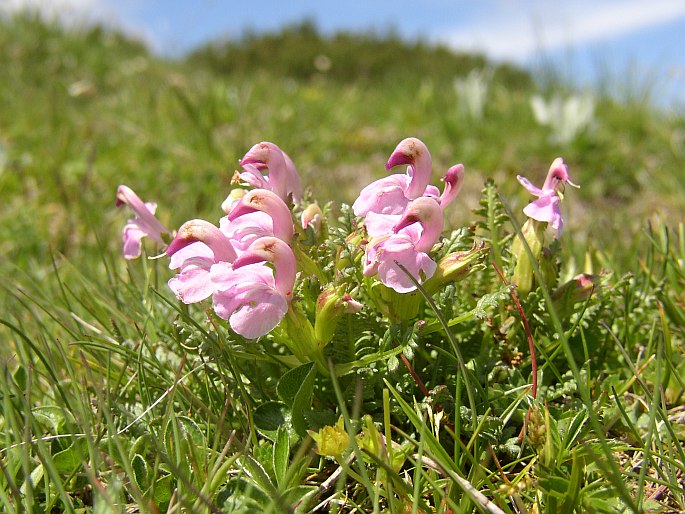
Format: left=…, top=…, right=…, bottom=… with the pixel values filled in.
left=210, top=236, right=296, bottom=338
left=221, top=188, right=294, bottom=252
left=239, top=142, right=303, bottom=204
left=166, top=219, right=237, bottom=304
left=517, top=157, right=578, bottom=236
left=363, top=197, right=444, bottom=293
left=362, top=162, right=464, bottom=239
left=353, top=137, right=436, bottom=217
left=115, top=185, right=170, bottom=259
left=438, top=164, right=465, bottom=208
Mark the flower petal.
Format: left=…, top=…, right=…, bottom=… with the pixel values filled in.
left=227, top=290, right=288, bottom=339
left=168, top=263, right=214, bottom=303
left=352, top=175, right=411, bottom=217
left=377, top=249, right=436, bottom=293
left=522, top=194, right=561, bottom=227
left=122, top=224, right=146, bottom=260
left=517, top=175, right=545, bottom=197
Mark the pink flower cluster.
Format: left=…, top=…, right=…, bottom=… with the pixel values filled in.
left=117, top=142, right=301, bottom=339
left=353, top=138, right=464, bottom=293
left=115, top=137, right=577, bottom=341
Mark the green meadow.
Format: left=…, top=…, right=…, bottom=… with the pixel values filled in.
left=1, top=13, right=684, bottom=513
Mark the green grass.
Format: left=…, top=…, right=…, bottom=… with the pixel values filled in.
left=1, top=13, right=684, bottom=513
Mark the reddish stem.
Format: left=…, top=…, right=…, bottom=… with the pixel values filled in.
left=492, top=262, right=538, bottom=400
left=395, top=341, right=431, bottom=397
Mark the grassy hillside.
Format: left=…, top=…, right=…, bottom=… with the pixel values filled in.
left=1, top=14, right=683, bottom=273
left=1, top=13, right=684, bottom=513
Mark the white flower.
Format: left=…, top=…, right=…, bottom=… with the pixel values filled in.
left=454, top=68, right=493, bottom=120
left=530, top=93, right=595, bottom=144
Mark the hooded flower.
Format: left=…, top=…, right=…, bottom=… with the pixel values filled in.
left=517, top=157, right=578, bottom=236
left=210, top=236, right=296, bottom=338
left=116, top=185, right=171, bottom=259
left=166, top=219, right=237, bottom=303
left=220, top=188, right=294, bottom=252
left=363, top=197, right=444, bottom=293
left=353, top=137, right=437, bottom=217
left=238, top=142, right=303, bottom=204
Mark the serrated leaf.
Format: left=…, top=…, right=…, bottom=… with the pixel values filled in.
left=218, top=477, right=270, bottom=513
left=32, top=406, right=68, bottom=434
left=175, top=415, right=205, bottom=447
left=562, top=408, right=589, bottom=450
left=152, top=474, right=174, bottom=507
left=240, top=454, right=278, bottom=499
left=20, top=464, right=44, bottom=495
left=282, top=485, right=318, bottom=513
left=130, top=433, right=151, bottom=459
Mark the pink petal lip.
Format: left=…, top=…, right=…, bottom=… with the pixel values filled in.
left=517, top=175, right=546, bottom=197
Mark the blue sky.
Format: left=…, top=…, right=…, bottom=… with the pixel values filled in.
left=4, top=0, right=685, bottom=107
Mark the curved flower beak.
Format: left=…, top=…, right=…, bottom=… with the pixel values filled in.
left=393, top=197, right=444, bottom=252
left=439, top=164, right=465, bottom=208
left=232, top=236, right=296, bottom=299
left=226, top=188, right=294, bottom=243
left=166, top=219, right=237, bottom=263
left=239, top=141, right=302, bottom=203
left=240, top=141, right=281, bottom=168
left=385, top=137, right=433, bottom=199
left=116, top=185, right=169, bottom=240
left=543, top=157, right=579, bottom=191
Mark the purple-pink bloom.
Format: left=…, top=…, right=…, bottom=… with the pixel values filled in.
left=239, top=142, right=303, bottom=204
left=210, top=236, right=296, bottom=338
left=116, top=185, right=170, bottom=259
left=218, top=188, right=294, bottom=253
left=517, top=157, right=578, bottom=236
left=438, top=164, right=465, bottom=208
left=353, top=137, right=436, bottom=217
left=363, top=197, right=444, bottom=293
left=225, top=188, right=294, bottom=241
left=166, top=219, right=237, bottom=304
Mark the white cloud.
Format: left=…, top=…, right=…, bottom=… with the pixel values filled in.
left=0, top=0, right=108, bottom=23
left=439, top=0, right=685, bottom=62
left=0, top=0, right=160, bottom=49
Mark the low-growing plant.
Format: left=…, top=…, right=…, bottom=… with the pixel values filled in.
left=1, top=13, right=685, bottom=514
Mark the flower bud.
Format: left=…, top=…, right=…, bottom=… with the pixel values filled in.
left=308, top=417, right=349, bottom=458
left=221, top=188, right=246, bottom=214
left=301, top=203, right=324, bottom=234
left=335, top=230, right=364, bottom=270
left=511, top=219, right=546, bottom=297
left=279, top=302, right=319, bottom=363
left=314, top=286, right=362, bottom=346
left=424, top=242, right=489, bottom=293
left=552, top=273, right=600, bottom=318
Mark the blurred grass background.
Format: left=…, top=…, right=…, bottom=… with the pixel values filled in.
left=0, top=13, right=683, bottom=279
